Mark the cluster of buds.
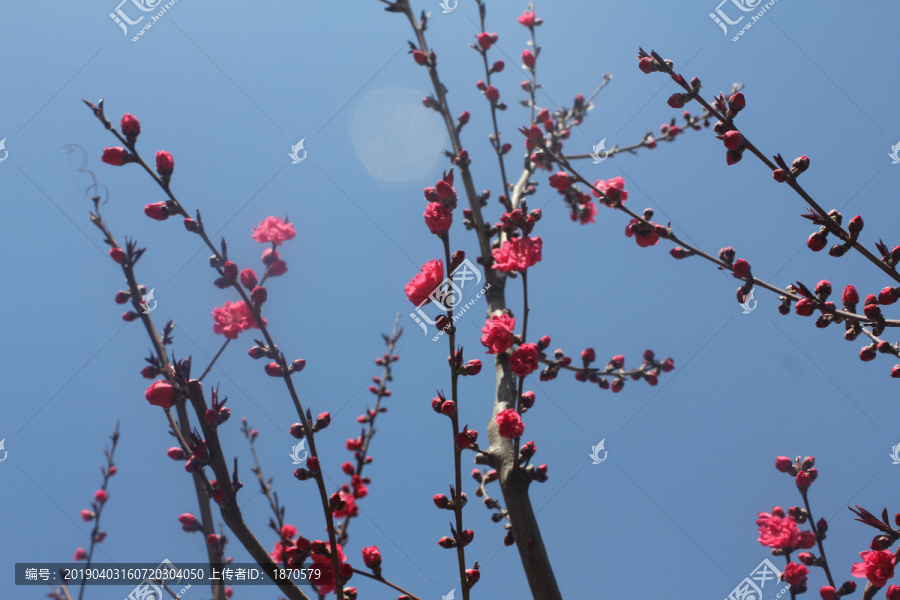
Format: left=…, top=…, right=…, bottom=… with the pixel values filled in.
left=801, top=209, right=852, bottom=255
left=423, top=169, right=457, bottom=236
left=264, top=354, right=306, bottom=378
left=448, top=348, right=483, bottom=377
left=410, top=45, right=435, bottom=68
left=438, top=524, right=475, bottom=549
left=433, top=485, right=468, bottom=511
left=184, top=430, right=211, bottom=473
left=541, top=343, right=672, bottom=392
left=772, top=152, right=811, bottom=183
left=548, top=172, right=597, bottom=225
left=203, top=386, right=231, bottom=427
left=774, top=456, right=818, bottom=493
left=667, top=77, right=702, bottom=109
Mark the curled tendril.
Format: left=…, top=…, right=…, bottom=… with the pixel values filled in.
left=63, top=144, right=109, bottom=206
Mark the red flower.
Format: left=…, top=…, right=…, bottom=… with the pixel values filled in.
left=309, top=542, right=349, bottom=595
left=509, top=343, right=540, bottom=376
left=757, top=511, right=801, bottom=550
left=94, top=489, right=108, bottom=504
left=851, top=550, right=896, bottom=587
left=485, top=85, right=500, bottom=101
left=333, top=491, right=358, bottom=519
left=80, top=509, right=94, bottom=521
left=625, top=219, right=659, bottom=247
left=145, top=380, right=176, bottom=409
left=887, top=586, right=900, bottom=600
left=155, top=150, right=174, bottom=177
left=496, top=408, right=525, bottom=438
left=252, top=216, right=296, bottom=245
left=212, top=300, right=263, bottom=339
left=480, top=314, right=516, bottom=354
left=819, top=586, right=836, bottom=600
left=592, top=177, right=629, bottom=205
left=412, top=50, right=427, bottom=65
left=775, top=456, right=793, bottom=472
left=424, top=202, right=453, bottom=235
left=574, top=200, right=597, bottom=225
left=101, top=147, right=130, bottom=166
left=405, top=259, right=444, bottom=306
left=361, top=546, right=382, bottom=569
left=492, top=236, right=542, bottom=273
left=74, top=547, right=87, bottom=561
left=548, top=172, right=571, bottom=192
left=842, top=285, right=859, bottom=305
left=784, top=562, right=809, bottom=587
left=121, top=114, right=141, bottom=138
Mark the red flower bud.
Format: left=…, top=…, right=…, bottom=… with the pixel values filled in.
left=775, top=456, right=793, bottom=472
left=795, top=471, right=812, bottom=491
left=860, top=346, right=877, bottom=362
left=638, top=57, right=658, bottom=74
left=807, top=232, right=827, bottom=252
left=155, top=151, right=174, bottom=177
left=773, top=169, right=788, bottom=182
left=723, top=130, right=742, bottom=150
left=728, top=92, right=746, bottom=113
left=581, top=348, right=596, bottom=363
left=251, top=286, right=268, bottom=304
left=667, top=93, right=685, bottom=109
left=732, top=258, right=751, bottom=278
left=795, top=298, right=815, bottom=317
left=412, top=50, right=427, bottom=65
left=145, top=380, right=176, bottom=409
left=265, top=362, right=282, bottom=377
left=143, top=202, right=169, bottom=221
left=109, top=247, right=126, bottom=263
left=121, top=114, right=141, bottom=138
left=102, top=147, right=130, bottom=166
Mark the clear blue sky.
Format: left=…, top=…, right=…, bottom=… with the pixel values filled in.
left=2, top=1, right=900, bottom=598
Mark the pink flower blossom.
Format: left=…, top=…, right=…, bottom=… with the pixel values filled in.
left=492, top=236, right=542, bottom=273
left=572, top=200, right=597, bottom=225
left=405, top=259, right=444, bottom=306
left=481, top=314, right=516, bottom=354
left=333, top=491, right=358, bottom=519
left=591, top=177, right=629, bottom=205
left=784, top=562, right=809, bottom=587
left=212, top=301, right=263, bottom=340
left=851, top=550, right=896, bottom=587
left=362, top=546, right=382, bottom=569
left=756, top=511, right=801, bottom=550
left=252, top=216, right=296, bottom=246
left=509, top=343, right=540, bottom=376
left=517, top=11, right=538, bottom=27
left=310, top=543, right=349, bottom=595
left=496, top=408, right=525, bottom=438
left=424, top=202, right=452, bottom=235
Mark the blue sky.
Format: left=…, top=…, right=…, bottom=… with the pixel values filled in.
left=2, top=0, right=900, bottom=598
